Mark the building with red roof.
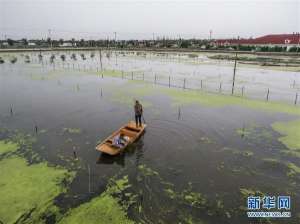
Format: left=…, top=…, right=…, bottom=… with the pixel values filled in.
left=213, top=33, right=300, bottom=51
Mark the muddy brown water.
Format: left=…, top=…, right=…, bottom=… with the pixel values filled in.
left=0, top=53, right=299, bottom=224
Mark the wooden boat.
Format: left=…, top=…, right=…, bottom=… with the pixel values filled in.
left=96, top=121, right=146, bottom=156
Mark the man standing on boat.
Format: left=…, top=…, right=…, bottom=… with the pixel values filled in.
left=134, top=100, right=143, bottom=127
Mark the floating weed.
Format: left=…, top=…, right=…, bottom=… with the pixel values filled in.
left=272, top=119, right=300, bottom=151
left=287, top=163, right=300, bottom=178
left=219, top=147, right=254, bottom=157
left=39, top=129, right=47, bottom=134
left=236, top=123, right=273, bottom=142
left=281, top=150, right=300, bottom=158
left=107, top=175, right=132, bottom=194
left=159, top=87, right=300, bottom=117
left=62, top=128, right=82, bottom=135
left=110, top=83, right=153, bottom=108
left=0, top=139, right=75, bottom=224
left=180, top=183, right=207, bottom=208
left=178, top=213, right=207, bottom=224
left=94, top=69, right=123, bottom=78
left=239, top=188, right=264, bottom=199
left=0, top=156, right=75, bottom=224
left=58, top=194, right=134, bottom=224
left=0, top=140, right=19, bottom=156
left=164, top=188, right=176, bottom=199
left=199, top=136, right=213, bottom=144
left=65, top=138, right=73, bottom=143
left=138, top=164, right=159, bottom=177
left=59, top=175, right=135, bottom=224
left=57, top=154, right=83, bottom=170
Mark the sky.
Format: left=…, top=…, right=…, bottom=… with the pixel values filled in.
left=0, top=0, right=299, bottom=40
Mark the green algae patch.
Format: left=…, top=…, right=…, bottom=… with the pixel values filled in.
left=160, top=87, right=300, bottom=116
left=240, top=188, right=264, bottom=198
left=59, top=175, right=135, bottom=224
left=0, top=156, right=75, bottom=224
left=287, top=163, right=300, bottom=178
left=236, top=124, right=273, bottom=143
left=59, top=194, right=134, bottom=224
left=111, top=82, right=154, bottom=108
left=0, top=140, right=18, bottom=155
left=272, top=119, right=300, bottom=150
left=95, top=69, right=123, bottom=78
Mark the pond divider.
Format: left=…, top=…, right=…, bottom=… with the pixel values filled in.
left=16, top=53, right=299, bottom=107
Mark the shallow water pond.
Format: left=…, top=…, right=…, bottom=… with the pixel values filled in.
left=0, top=52, right=300, bottom=224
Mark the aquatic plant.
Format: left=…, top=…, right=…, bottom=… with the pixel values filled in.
left=50, top=54, right=55, bottom=63
left=62, top=128, right=82, bottom=135
left=59, top=175, right=135, bottom=224
left=60, top=54, right=66, bottom=61
left=138, top=164, right=159, bottom=176
left=10, top=57, right=17, bottom=64
left=80, top=53, right=86, bottom=60
left=272, top=119, right=300, bottom=151
left=0, top=140, right=19, bottom=156
left=0, top=140, right=75, bottom=224
left=239, top=188, right=264, bottom=198
left=24, top=55, right=30, bottom=63
left=58, top=194, right=134, bottom=224
left=71, top=53, right=77, bottom=60
left=287, top=163, right=300, bottom=178
left=38, top=54, right=43, bottom=62
left=0, top=57, right=4, bottom=64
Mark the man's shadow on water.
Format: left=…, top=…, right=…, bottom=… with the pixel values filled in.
left=96, top=137, right=145, bottom=167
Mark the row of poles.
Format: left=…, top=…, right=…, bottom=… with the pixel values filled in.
left=4, top=51, right=297, bottom=105
left=40, top=53, right=299, bottom=106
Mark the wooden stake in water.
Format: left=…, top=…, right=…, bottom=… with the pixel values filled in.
left=178, top=107, right=181, bottom=120
left=169, top=76, right=171, bottom=88
left=88, top=164, right=91, bottom=193
left=219, top=82, right=222, bottom=93
left=155, top=74, right=157, bottom=84
left=100, top=88, right=103, bottom=98
left=241, top=123, right=245, bottom=138
left=183, top=78, right=186, bottom=89
left=266, top=88, right=270, bottom=101
left=201, top=80, right=203, bottom=89
left=73, top=149, right=77, bottom=159
left=102, top=73, right=104, bottom=78
left=34, top=125, right=38, bottom=134
left=231, top=53, right=237, bottom=95
left=295, top=92, right=298, bottom=105
left=242, top=86, right=244, bottom=97
left=293, top=80, right=296, bottom=89
left=99, top=49, right=103, bottom=70
left=10, top=106, right=13, bottom=116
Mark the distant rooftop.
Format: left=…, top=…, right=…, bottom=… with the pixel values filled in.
left=215, top=34, right=300, bottom=45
